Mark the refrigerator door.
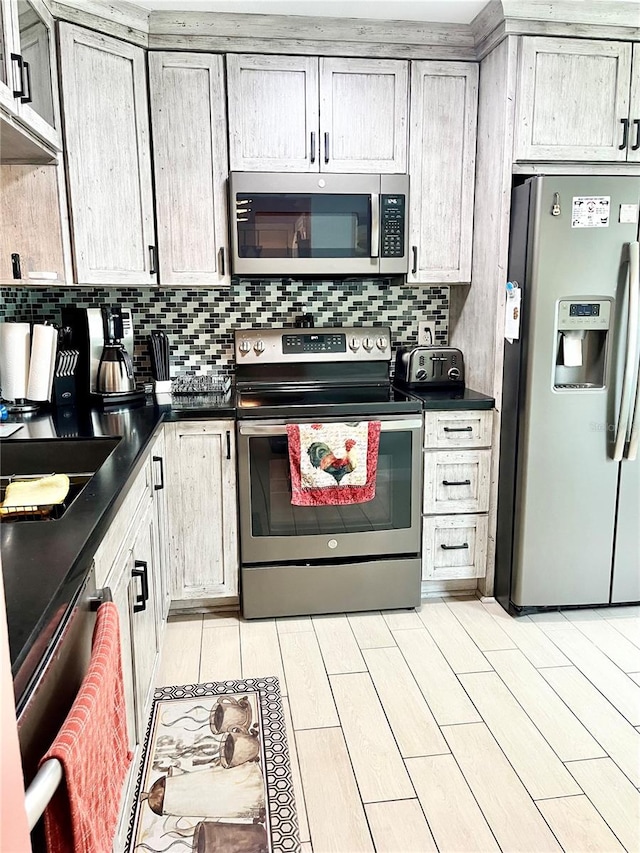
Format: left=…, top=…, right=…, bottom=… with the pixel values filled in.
left=611, top=458, right=640, bottom=602
left=511, top=176, right=640, bottom=608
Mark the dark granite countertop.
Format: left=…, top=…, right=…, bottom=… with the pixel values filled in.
left=394, top=385, right=495, bottom=410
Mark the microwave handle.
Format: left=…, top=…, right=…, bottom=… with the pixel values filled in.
left=370, top=193, right=380, bottom=258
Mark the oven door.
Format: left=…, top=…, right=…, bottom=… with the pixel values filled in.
left=237, top=416, right=422, bottom=564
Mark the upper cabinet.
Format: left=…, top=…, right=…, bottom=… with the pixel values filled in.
left=58, top=24, right=156, bottom=285
left=149, top=52, right=230, bottom=286
left=407, top=61, right=478, bottom=285
left=227, top=54, right=408, bottom=173
left=0, top=0, right=61, bottom=150
left=514, top=38, right=640, bottom=163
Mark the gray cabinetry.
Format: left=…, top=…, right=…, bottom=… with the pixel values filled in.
left=227, top=53, right=408, bottom=173
left=0, top=0, right=61, bottom=150
left=58, top=23, right=156, bottom=285
left=165, top=420, right=239, bottom=604
left=149, top=52, right=230, bottom=286
left=514, top=37, right=638, bottom=162
left=407, top=61, right=478, bottom=284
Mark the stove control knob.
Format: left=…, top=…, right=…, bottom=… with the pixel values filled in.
left=416, top=368, right=427, bottom=381
left=253, top=339, right=265, bottom=354
left=448, top=366, right=461, bottom=380
left=349, top=337, right=361, bottom=351
left=376, top=337, right=388, bottom=350
left=363, top=337, right=374, bottom=351
left=238, top=340, right=251, bottom=354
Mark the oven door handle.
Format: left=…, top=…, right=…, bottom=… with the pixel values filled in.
left=238, top=419, right=423, bottom=436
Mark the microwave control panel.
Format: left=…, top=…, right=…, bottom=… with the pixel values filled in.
left=381, top=195, right=406, bottom=258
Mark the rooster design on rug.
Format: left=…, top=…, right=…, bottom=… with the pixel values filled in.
left=307, top=437, right=357, bottom=483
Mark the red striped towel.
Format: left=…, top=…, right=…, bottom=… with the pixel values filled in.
left=286, top=421, right=381, bottom=506
left=40, top=601, right=132, bottom=853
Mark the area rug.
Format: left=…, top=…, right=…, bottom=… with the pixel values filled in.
left=125, top=677, right=300, bottom=853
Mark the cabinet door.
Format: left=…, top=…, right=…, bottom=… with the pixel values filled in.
left=408, top=61, right=477, bottom=284
left=150, top=431, right=171, bottom=625
left=166, top=421, right=238, bottom=601
left=58, top=24, right=156, bottom=285
left=515, top=37, right=632, bottom=162
left=149, top=53, right=230, bottom=286
left=129, top=500, right=159, bottom=735
left=319, top=58, right=408, bottom=173
left=0, top=0, right=18, bottom=114
left=628, top=44, right=640, bottom=164
left=108, top=550, right=139, bottom=753
left=227, top=53, right=319, bottom=172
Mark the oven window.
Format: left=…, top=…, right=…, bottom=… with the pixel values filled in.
left=236, top=193, right=372, bottom=259
left=248, top=431, right=412, bottom=536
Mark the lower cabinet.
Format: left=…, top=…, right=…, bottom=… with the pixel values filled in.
left=165, top=420, right=239, bottom=603
left=422, top=410, right=493, bottom=584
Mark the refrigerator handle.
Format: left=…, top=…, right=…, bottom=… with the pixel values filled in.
left=613, top=242, right=639, bottom=462
left=625, top=242, right=640, bottom=461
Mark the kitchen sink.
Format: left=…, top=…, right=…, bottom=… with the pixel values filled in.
left=0, top=438, right=121, bottom=522
left=0, top=437, right=121, bottom=477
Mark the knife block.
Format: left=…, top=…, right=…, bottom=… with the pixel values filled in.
left=53, top=375, right=76, bottom=408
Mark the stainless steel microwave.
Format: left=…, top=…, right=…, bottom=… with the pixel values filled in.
left=229, top=172, right=409, bottom=276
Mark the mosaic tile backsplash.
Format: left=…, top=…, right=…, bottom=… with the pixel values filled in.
left=1, top=280, right=448, bottom=384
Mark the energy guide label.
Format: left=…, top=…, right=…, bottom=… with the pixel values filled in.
left=571, top=196, right=610, bottom=228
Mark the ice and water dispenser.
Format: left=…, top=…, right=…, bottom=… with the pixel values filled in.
left=554, top=299, right=611, bottom=389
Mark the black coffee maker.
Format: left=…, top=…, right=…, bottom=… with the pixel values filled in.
left=62, top=306, right=144, bottom=405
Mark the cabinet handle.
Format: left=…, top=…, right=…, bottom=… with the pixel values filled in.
left=441, top=542, right=469, bottom=550
left=218, top=246, right=226, bottom=276
left=226, top=430, right=231, bottom=460
left=411, top=245, right=417, bottom=275
left=11, top=253, right=21, bottom=280
left=21, top=60, right=32, bottom=104
left=442, top=479, right=471, bottom=486
left=324, top=132, right=330, bottom=164
left=619, top=118, right=629, bottom=150
left=443, top=426, right=473, bottom=433
left=10, top=53, right=24, bottom=99
left=632, top=119, right=640, bottom=152
left=152, top=455, right=164, bottom=490
left=132, top=560, right=149, bottom=612
left=310, top=131, right=316, bottom=164
left=149, top=245, right=158, bottom=276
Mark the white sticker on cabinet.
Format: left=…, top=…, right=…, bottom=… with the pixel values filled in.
left=571, top=196, right=610, bottom=228
left=619, top=204, right=639, bottom=225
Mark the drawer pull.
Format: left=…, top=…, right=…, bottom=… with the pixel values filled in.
left=441, top=542, right=469, bottom=550
left=443, top=426, right=473, bottom=433
left=442, top=479, right=471, bottom=486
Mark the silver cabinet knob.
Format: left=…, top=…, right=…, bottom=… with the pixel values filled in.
left=254, top=339, right=265, bottom=354
left=238, top=340, right=251, bottom=354
left=363, top=337, right=374, bottom=351
left=349, top=337, right=361, bottom=351
left=376, top=337, right=388, bottom=350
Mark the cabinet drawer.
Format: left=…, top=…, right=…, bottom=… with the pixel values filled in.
left=424, top=410, right=492, bottom=449
left=423, top=450, right=490, bottom=514
left=423, top=514, right=488, bottom=580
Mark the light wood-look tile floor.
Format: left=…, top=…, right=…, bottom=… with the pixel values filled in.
left=155, top=598, right=640, bottom=853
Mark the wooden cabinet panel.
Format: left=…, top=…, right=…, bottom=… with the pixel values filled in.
left=514, top=38, right=632, bottom=162
left=149, top=52, right=230, bottom=286
left=424, top=410, right=493, bottom=450
left=227, top=53, right=318, bottom=172
left=629, top=44, right=640, bottom=164
left=150, top=430, right=170, bottom=627
left=407, top=61, right=477, bottom=284
left=423, top=515, right=488, bottom=581
left=319, top=57, right=408, bottom=173
left=58, top=23, right=155, bottom=284
left=423, top=450, right=491, bottom=515
left=166, top=421, right=239, bottom=602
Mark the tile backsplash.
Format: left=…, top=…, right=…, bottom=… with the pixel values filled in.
left=1, top=280, right=448, bottom=384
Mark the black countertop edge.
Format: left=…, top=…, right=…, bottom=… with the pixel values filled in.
left=393, top=384, right=496, bottom=410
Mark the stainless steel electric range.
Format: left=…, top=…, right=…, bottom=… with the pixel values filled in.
left=234, top=326, right=423, bottom=619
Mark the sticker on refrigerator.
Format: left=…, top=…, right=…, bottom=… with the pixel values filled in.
left=571, top=196, right=610, bottom=228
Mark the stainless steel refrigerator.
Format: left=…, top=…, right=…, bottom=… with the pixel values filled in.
left=496, top=176, right=640, bottom=612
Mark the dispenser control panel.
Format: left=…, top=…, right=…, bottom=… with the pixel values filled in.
left=558, top=299, right=611, bottom=330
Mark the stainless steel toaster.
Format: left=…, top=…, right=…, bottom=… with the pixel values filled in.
left=394, top=346, right=465, bottom=388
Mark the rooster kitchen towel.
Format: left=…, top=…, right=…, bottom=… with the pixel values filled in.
left=286, top=421, right=381, bottom=506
